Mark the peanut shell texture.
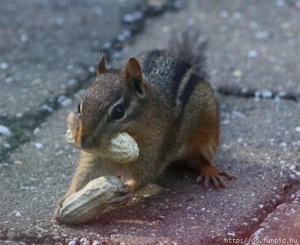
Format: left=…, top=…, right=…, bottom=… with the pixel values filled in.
left=66, top=130, right=139, bottom=163
left=106, top=132, right=139, bottom=163
left=59, top=176, right=127, bottom=224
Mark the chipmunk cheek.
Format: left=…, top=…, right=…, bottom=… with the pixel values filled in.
left=80, top=135, right=92, bottom=149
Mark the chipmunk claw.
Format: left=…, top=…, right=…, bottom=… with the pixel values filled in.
left=53, top=205, right=62, bottom=224
left=196, top=173, right=226, bottom=189
left=196, top=164, right=236, bottom=189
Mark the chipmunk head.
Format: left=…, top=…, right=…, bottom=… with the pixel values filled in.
left=67, top=55, right=149, bottom=154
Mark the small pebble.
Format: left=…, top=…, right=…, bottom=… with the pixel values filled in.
left=41, top=104, right=53, bottom=113
left=56, top=95, right=71, bottom=107
left=276, top=0, right=285, bottom=7
left=67, top=78, right=80, bottom=89
left=68, top=241, right=77, bottom=245
left=88, top=66, right=95, bottom=73
left=67, top=64, right=74, bottom=70
left=172, top=0, right=183, bottom=10
left=289, top=172, right=299, bottom=179
left=0, top=62, right=8, bottom=70
left=117, top=29, right=132, bottom=42
left=280, top=142, right=287, bottom=147
left=241, top=87, right=248, bottom=94
left=122, top=11, right=144, bottom=24
left=33, top=128, right=40, bottom=135
left=261, top=90, right=272, bottom=98
left=20, top=34, right=28, bottom=42
left=232, top=69, right=243, bottom=78
left=56, top=17, right=65, bottom=25
left=13, top=210, right=21, bottom=217
left=221, top=119, right=230, bottom=125
left=80, top=237, right=91, bottom=245
left=277, top=91, right=287, bottom=98
left=14, top=160, right=22, bottom=165
left=249, top=21, right=258, bottom=29
left=157, top=215, right=165, bottom=220
left=94, top=7, right=103, bottom=17
left=33, top=142, right=44, bottom=149
left=254, top=91, right=261, bottom=98
left=62, top=98, right=72, bottom=107
left=57, top=95, right=68, bottom=106
left=248, top=49, right=258, bottom=58
left=0, top=125, right=12, bottom=137
left=232, top=12, right=241, bottom=19
left=147, top=0, right=166, bottom=15
left=220, top=10, right=229, bottom=18
left=102, top=42, right=112, bottom=50
left=255, top=31, right=269, bottom=39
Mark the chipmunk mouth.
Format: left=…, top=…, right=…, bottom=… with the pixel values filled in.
left=66, top=128, right=104, bottom=154
left=66, top=129, right=78, bottom=147
left=66, top=129, right=139, bottom=163
left=66, top=128, right=95, bottom=151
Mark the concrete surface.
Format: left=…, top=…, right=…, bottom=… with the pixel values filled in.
left=0, top=0, right=140, bottom=117
left=0, top=0, right=300, bottom=244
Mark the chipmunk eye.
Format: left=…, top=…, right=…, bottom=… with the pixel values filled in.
left=77, top=102, right=81, bottom=115
left=111, top=104, right=125, bottom=120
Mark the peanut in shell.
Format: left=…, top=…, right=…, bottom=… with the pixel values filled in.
left=66, top=130, right=139, bottom=163
left=59, top=176, right=127, bottom=224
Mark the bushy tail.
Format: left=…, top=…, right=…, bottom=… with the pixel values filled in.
left=170, top=28, right=208, bottom=80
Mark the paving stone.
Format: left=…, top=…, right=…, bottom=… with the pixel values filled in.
left=0, top=0, right=140, bottom=117
left=0, top=0, right=299, bottom=244
left=120, top=0, right=300, bottom=98
left=0, top=95, right=299, bottom=243
left=247, top=189, right=300, bottom=245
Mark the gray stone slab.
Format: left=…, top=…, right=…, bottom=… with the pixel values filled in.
left=0, top=94, right=299, bottom=243
left=0, top=0, right=139, bottom=117
left=246, top=189, right=300, bottom=245
left=120, top=0, right=300, bottom=97
left=0, top=0, right=300, bottom=244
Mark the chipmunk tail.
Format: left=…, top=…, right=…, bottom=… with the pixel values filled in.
left=170, top=26, right=208, bottom=81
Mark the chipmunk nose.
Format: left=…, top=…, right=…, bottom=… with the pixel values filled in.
left=81, top=136, right=92, bottom=149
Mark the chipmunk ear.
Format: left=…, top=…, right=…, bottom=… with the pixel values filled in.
left=124, top=57, right=145, bottom=97
left=96, top=54, right=105, bottom=76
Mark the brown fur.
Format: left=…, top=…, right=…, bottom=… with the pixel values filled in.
left=54, top=49, right=235, bottom=223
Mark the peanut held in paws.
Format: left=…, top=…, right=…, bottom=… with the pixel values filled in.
left=58, top=176, right=129, bottom=224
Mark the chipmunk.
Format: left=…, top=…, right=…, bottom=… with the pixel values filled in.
left=54, top=31, right=235, bottom=222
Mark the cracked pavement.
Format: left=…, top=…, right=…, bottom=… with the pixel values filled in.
left=0, top=0, right=300, bottom=244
